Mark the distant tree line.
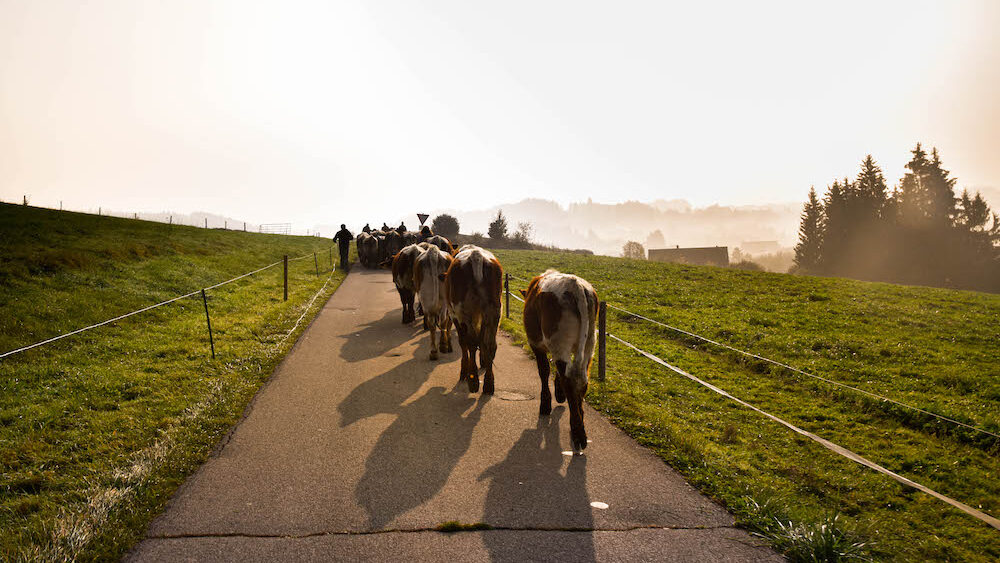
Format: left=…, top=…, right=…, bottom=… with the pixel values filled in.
left=794, top=144, right=1000, bottom=291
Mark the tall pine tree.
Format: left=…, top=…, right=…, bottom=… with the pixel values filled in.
left=896, top=143, right=932, bottom=226
left=793, top=187, right=824, bottom=273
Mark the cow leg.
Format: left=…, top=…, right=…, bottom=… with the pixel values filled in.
left=428, top=319, right=439, bottom=361
left=440, top=316, right=452, bottom=353
left=479, top=308, right=500, bottom=395
left=456, top=322, right=479, bottom=392
left=554, top=375, right=566, bottom=404
left=557, top=360, right=587, bottom=453
left=533, top=347, right=552, bottom=415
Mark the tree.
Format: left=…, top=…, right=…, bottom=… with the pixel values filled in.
left=821, top=179, right=850, bottom=273
left=896, top=143, right=932, bottom=226
left=645, top=229, right=666, bottom=249
left=924, top=147, right=957, bottom=224
left=431, top=214, right=460, bottom=237
left=855, top=155, right=888, bottom=221
left=512, top=221, right=534, bottom=247
left=622, top=241, right=645, bottom=259
left=793, top=187, right=824, bottom=273
left=488, top=210, right=508, bottom=240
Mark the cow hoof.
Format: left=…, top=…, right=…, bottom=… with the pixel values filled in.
left=483, top=381, right=494, bottom=395
left=467, top=378, right=480, bottom=393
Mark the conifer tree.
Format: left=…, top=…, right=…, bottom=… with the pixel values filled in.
left=855, top=155, right=888, bottom=220
left=897, top=143, right=932, bottom=225
left=793, top=187, right=824, bottom=273
left=925, top=147, right=957, bottom=224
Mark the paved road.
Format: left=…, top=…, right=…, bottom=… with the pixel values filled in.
left=127, top=267, right=781, bottom=562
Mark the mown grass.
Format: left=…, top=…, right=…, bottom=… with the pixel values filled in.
left=493, top=249, right=1000, bottom=562
left=0, top=203, right=350, bottom=561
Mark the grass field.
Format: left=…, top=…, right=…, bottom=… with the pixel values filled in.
left=492, top=249, right=999, bottom=562
left=0, top=203, right=349, bottom=561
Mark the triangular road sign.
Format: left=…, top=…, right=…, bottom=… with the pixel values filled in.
left=417, top=213, right=430, bottom=226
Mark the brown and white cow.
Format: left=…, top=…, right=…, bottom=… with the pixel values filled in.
left=424, top=235, right=455, bottom=254
left=414, top=246, right=454, bottom=360
left=390, top=244, right=426, bottom=324
left=445, top=245, right=503, bottom=394
left=521, top=269, right=598, bottom=454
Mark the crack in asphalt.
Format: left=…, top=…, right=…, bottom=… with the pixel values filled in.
left=149, top=524, right=742, bottom=540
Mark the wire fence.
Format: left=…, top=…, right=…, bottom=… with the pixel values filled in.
left=500, top=271, right=1000, bottom=531
left=1, top=250, right=337, bottom=362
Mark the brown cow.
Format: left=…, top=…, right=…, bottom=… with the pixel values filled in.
left=414, top=246, right=454, bottom=360
left=424, top=235, right=455, bottom=254
left=445, top=245, right=502, bottom=394
left=390, top=244, right=426, bottom=324
left=521, top=269, right=598, bottom=454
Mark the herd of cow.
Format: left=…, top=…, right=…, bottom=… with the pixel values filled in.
left=356, top=231, right=599, bottom=454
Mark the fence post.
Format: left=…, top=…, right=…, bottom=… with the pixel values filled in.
left=225, top=220, right=227, bottom=230
left=283, top=255, right=288, bottom=301
left=205, top=218, right=208, bottom=229
left=314, top=252, right=319, bottom=275
left=598, top=301, right=607, bottom=381
left=329, top=247, right=333, bottom=268
left=504, top=274, right=510, bottom=319
left=201, top=289, right=215, bottom=359
left=244, top=221, right=246, bottom=232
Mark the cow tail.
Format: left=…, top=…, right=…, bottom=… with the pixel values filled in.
left=570, top=281, right=598, bottom=382
left=471, top=250, right=484, bottom=283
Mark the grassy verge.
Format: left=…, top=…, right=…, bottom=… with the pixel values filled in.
left=0, top=203, right=352, bottom=561
left=493, top=249, right=1000, bottom=562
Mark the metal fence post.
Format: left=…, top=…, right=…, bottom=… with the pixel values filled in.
left=598, top=301, right=607, bottom=381
left=283, top=255, right=288, bottom=301
left=201, top=289, right=215, bottom=359
left=505, top=273, right=510, bottom=319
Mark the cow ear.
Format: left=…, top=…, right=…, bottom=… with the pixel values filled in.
left=438, top=273, right=446, bottom=281
left=519, top=289, right=527, bottom=297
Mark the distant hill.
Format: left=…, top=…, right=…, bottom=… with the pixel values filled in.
left=432, top=198, right=801, bottom=256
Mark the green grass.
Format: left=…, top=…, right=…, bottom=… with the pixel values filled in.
left=492, top=249, right=1000, bottom=562
left=0, top=203, right=349, bottom=561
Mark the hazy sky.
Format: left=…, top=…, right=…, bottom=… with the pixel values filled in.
left=2, top=1, right=998, bottom=227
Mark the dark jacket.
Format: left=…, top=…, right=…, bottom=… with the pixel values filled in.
left=333, top=228, right=353, bottom=246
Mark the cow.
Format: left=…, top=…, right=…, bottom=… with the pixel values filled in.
left=424, top=235, right=455, bottom=254
left=402, top=231, right=419, bottom=246
left=414, top=246, right=454, bottom=360
left=445, top=245, right=503, bottom=394
left=521, top=269, right=598, bottom=454
left=380, top=230, right=404, bottom=264
left=356, top=232, right=379, bottom=268
left=391, top=244, right=426, bottom=324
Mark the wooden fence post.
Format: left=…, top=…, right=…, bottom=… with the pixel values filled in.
left=329, top=247, right=333, bottom=268
left=598, top=301, right=607, bottom=381
left=314, top=252, right=319, bottom=275
left=205, top=218, right=208, bottom=228
left=283, top=255, right=289, bottom=301
left=504, top=273, right=510, bottom=319
left=243, top=221, right=246, bottom=232
left=201, top=289, right=215, bottom=359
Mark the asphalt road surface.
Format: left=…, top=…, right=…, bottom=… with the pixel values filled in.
left=127, top=266, right=782, bottom=562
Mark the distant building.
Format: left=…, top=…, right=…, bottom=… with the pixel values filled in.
left=739, top=240, right=780, bottom=255
left=648, top=246, right=729, bottom=266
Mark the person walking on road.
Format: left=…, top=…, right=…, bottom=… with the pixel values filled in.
left=333, top=224, right=353, bottom=270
